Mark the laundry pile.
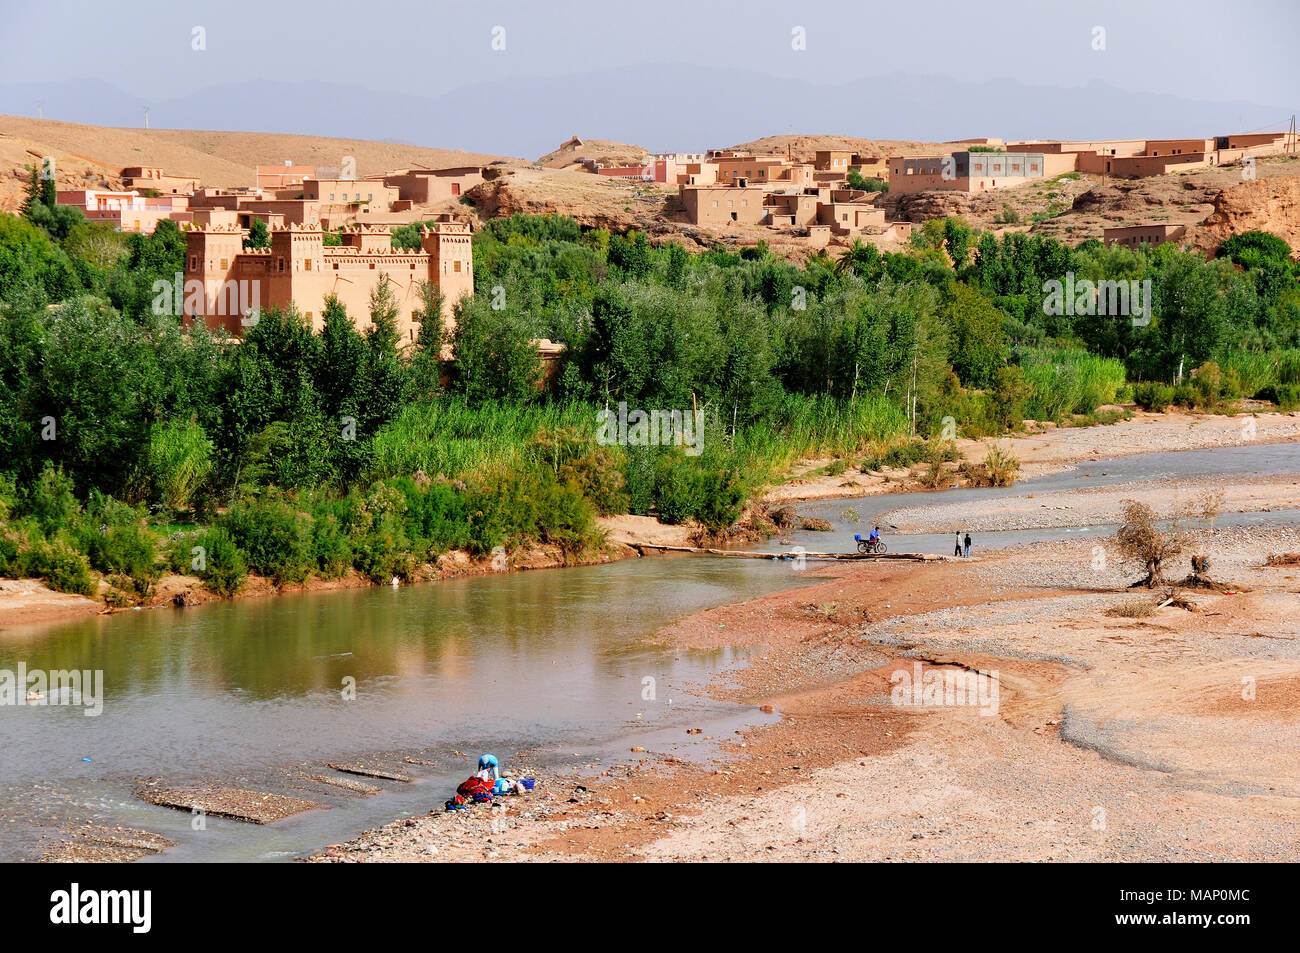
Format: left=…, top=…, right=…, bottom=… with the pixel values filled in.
left=444, top=753, right=536, bottom=811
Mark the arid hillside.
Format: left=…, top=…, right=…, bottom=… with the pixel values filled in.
left=3, top=116, right=1297, bottom=259
left=0, top=115, right=511, bottom=212
left=884, top=154, right=1300, bottom=254
left=535, top=137, right=649, bottom=170
left=731, top=134, right=947, bottom=159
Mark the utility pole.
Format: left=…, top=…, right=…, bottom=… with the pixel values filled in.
left=143, top=105, right=150, bottom=130
left=36, top=101, right=42, bottom=120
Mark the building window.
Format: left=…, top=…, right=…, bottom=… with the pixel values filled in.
left=304, top=259, right=313, bottom=271
left=453, top=260, right=462, bottom=272
left=219, top=258, right=228, bottom=270
left=189, top=255, right=198, bottom=271
left=278, top=257, right=285, bottom=272
left=329, top=194, right=335, bottom=201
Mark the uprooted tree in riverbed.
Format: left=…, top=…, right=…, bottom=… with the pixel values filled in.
left=1115, top=490, right=1225, bottom=588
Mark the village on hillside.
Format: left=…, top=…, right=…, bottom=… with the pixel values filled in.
left=4, top=116, right=1296, bottom=342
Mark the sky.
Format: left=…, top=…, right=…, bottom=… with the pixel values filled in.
left=3, top=0, right=1296, bottom=111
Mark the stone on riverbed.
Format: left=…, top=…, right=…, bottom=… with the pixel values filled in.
left=327, top=762, right=414, bottom=782
left=138, top=784, right=321, bottom=824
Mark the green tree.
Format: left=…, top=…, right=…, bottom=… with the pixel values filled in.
left=361, top=276, right=404, bottom=433
left=244, top=217, right=271, bottom=249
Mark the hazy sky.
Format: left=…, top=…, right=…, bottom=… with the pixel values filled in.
left=3, top=0, right=1296, bottom=112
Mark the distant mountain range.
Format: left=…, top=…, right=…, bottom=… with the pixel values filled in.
left=1, top=65, right=1291, bottom=158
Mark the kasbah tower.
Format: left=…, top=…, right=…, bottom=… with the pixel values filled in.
left=182, top=214, right=474, bottom=345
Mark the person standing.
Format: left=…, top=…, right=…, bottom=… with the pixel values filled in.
left=963, top=532, right=972, bottom=558
left=954, top=532, right=962, bottom=557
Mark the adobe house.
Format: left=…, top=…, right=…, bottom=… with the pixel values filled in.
left=120, top=166, right=201, bottom=194
left=378, top=167, right=485, bottom=203
left=679, top=183, right=768, bottom=225
left=57, top=188, right=192, bottom=233
left=1102, top=224, right=1187, bottom=249
left=766, top=189, right=825, bottom=227
left=888, top=150, right=1057, bottom=195
left=256, top=164, right=316, bottom=190
left=816, top=199, right=886, bottom=236
left=814, top=150, right=853, bottom=173
left=182, top=216, right=473, bottom=344
left=188, top=177, right=420, bottom=230
left=712, top=153, right=815, bottom=189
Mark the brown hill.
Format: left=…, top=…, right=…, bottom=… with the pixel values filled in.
left=730, top=134, right=947, bottom=159
left=535, top=137, right=649, bottom=170
left=0, top=115, right=511, bottom=212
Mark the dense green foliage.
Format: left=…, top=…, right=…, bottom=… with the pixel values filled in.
left=1, top=193, right=1296, bottom=596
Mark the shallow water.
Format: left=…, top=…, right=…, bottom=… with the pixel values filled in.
left=763, top=441, right=1300, bottom=556
left=0, top=557, right=803, bottom=861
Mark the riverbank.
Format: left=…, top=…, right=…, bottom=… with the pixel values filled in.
left=0, top=539, right=640, bottom=631
left=6, top=409, right=1297, bottom=631
left=765, top=408, right=1300, bottom=503
left=311, top=488, right=1300, bottom=861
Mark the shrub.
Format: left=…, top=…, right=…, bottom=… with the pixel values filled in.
left=311, top=514, right=352, bottom=578
left=0, top=533, right=18, bottom=577
left=623, top=446, right=655, bottom=516
left=1260, top=383, right=1300, bottom=410
left=143, top=420, right=214, bottom=511
left=220, top=500, right=312, bottom=585
left=164, top=531, right=203, bottom=574
left=1172, top=382, right=1201, bottom=408
left=351, top=517, right=413, bottom=582
left=653, top=455, right=703, bottom=524
left=0, top=474, right=16, bottom=522
left=983, top=442, right=1020, bottom=487
left=77, top=493, right=160, bottom=596
left=24, top=463, right=79, bottom=535
left=1116, top=499, right=1184, bottom=587
left=1132, top=381, right=1174, bottom=411
left=396, top=478, right=473, bottom=554
left=24, top=537, right=95, bottom=596
left=531, top=427, right=628, bottom=515
left=860, top=440, right=927, bottom=472
left=1105, top=600, right=1156, bottom=618
left=692, top=469, right=745, bottom=532
left=194, top=527, right=247, bottom=596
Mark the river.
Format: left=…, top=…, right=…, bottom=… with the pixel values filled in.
left=1, top=441, right=1297, bottom=861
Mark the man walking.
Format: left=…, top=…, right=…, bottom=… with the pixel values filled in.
left=963, top=532, right=972, bottom=558
left=954, top=532, right=962, bottom=557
